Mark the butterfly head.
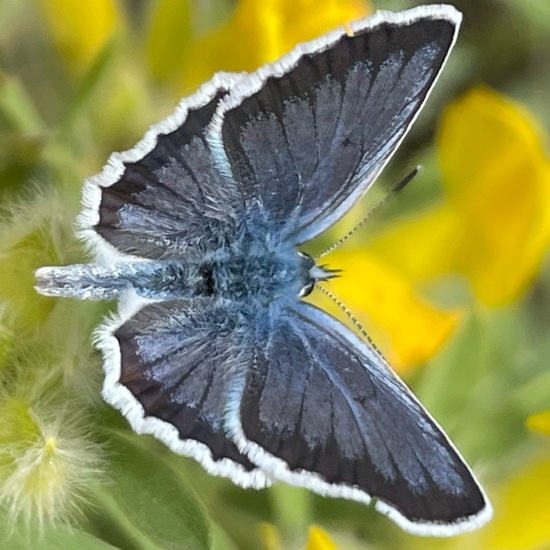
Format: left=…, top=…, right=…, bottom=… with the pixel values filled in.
left=297, top=251, right=340, bottom=298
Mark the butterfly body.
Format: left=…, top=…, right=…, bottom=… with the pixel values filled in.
left=36, top=231, right=321, bottom=304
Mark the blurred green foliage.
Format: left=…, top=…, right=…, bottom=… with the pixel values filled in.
left=1, top=1, right=550, bottom=549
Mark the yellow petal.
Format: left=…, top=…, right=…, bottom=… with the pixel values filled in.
left=259, top=522, right=282, bottom=550
left=526, top=410, right=550, bottom=436
left=438, top=87, right=550, bottom=306
left=145, top=0, right=191, bottom=83
left=306, top=525, right=339, bottom=550
left=309, top=250, right=461, bottom=372
left=485, top=458, right=550, bottom=550
left=181, top=0, right=369, bottom=91
left=39, top=0, right=122, bottom=76
left=369, top=87, right=550, bottom=308
left=366, top=203, right=465, bottom=282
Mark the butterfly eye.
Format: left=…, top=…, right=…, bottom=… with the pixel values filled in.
left=297, top=251, right=315, bottom=267
left=298, top=281, right=315, bottom=298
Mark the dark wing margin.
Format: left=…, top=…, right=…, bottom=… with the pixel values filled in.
left=227, top=301, right=491, bottom=536
left=78, top=73, right=247, bottom=263
left=212, top=6, right=460, bottom=244
left=96, top=297, right=270, bottom=488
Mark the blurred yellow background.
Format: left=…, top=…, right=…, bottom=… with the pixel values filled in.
left=1, top=1, right=549, bottom=548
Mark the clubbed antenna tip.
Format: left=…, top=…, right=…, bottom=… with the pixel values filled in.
left=317, top=166, right=421, bottom=260
left=392, top=165, right=422, bottom=193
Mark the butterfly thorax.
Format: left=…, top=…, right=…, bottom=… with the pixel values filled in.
left=202, top=247, right=313, bottom=304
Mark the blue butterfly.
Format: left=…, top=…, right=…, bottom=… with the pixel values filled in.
left=36, top=4, right=492, bottom=536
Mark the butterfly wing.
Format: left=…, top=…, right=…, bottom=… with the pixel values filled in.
left=96, top=297, right=270, bottom=488
left=79, top=73, right=248, bottom=264
left=212, top=6, right=460, bottom=244
left=80, top=6, right=460, bottom=260
left=227, top=300, right=491, bottom=535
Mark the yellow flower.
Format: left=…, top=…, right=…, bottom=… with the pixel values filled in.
left=311, top=250, right=460, bottom=372
left=526, top=410, right=550, bottom=436
left=39, top=0, right=123, bottom=76
left=178, top=0, right=369, bottom=91
left=368, top=87, right=550, bottom=307
left=306, top=525, right=339, bottom=550
left=260, top=524, right=340, bottom=550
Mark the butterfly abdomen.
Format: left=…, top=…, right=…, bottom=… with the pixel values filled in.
left=35, top=261, right=205, bottom=300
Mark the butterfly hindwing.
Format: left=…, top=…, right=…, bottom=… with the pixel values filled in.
left=97, top=298, right=270, bottom=488
left=227, top=301, right=489, bottom=535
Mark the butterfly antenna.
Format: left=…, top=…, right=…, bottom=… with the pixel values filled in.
left=316, top=166, right=420, bottom=260
left=315, top=283, right=388, bottom=362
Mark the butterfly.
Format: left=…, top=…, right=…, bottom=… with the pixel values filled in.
left=35, top=4, right=492, bottom=536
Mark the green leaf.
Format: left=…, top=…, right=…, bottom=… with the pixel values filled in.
left=145, top=0, right=191, bottom=83
left=0, top=517, right=119, bottom=550
left=268, top=483, right=312, bottom=539
left=0, top=73, right=45, bottom=134
left=210, top=522, right=239, bottom=550
left=417, top=309, right=489, bottom=423
left=415, top=309, right=495, bottom=461
left=89, top=432, right=211, bottom=550
left=56, top=38, right=118, bottom=140
left=515, top=369, right=550, bottom=415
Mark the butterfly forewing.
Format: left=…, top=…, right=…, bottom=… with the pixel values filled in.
left=82, top=75, right=247, bottom=262
left=216, top=12, right=457, bottom=244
